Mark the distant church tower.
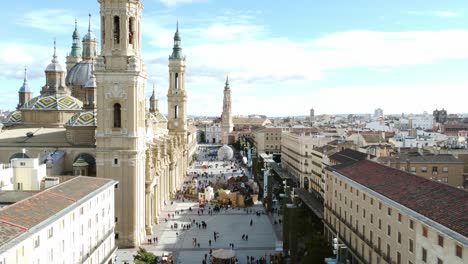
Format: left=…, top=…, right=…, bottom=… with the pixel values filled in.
left=149, top=84, right=158, bottom=113
left=167, top=23, right=188, bottom=138
left=95, top=0, right=147, bottom=248
left=17, top=66, right=32, bottom=109
left=221, top=76, right=233, bottom=144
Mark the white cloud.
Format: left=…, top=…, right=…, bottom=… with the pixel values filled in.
left=406, top=10, right=461, bottom=18
left=17, top=9, right=99, bottom=33
left=159, top=0, right=205, bottom=7
left=433, top=11, right=459, bottom=17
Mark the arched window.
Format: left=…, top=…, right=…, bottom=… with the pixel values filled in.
left=114, top=103, right=121, bottom=128
left=129, top=17, right=135, bottom=45
left=101, top=16, right=105, bottom=45
left=113, top=16, right=120, bottom=45
left=175, top=73, right=179, bottom=89
left=174, top=105, right=179, bottom=119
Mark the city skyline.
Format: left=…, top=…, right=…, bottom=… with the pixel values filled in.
left=1, top=0, right=468, bottom=116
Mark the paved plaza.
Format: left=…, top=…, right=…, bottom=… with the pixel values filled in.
left=116, top=145, right=283, bottom=263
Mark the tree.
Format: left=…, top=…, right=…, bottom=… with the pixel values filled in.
left=133, top=247, right=158, bottom=264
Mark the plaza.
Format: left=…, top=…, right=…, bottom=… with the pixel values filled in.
left=116, top=145, right=283, bottom=264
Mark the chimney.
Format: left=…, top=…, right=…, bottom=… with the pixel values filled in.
left=395, top=157, right=400, bottom=169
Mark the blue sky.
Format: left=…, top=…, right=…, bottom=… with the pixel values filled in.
left=1, top=0, right=468, bottom=116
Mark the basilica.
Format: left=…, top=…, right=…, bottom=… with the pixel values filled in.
left=0, top=0, right=197, bottom=248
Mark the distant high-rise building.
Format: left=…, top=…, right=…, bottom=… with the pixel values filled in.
left=310, top=108, right=315, bottom=123
left=374, top=108, right=383, bottom=118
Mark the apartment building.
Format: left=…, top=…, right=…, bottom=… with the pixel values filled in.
left=252, top=127, right=286, bottom=154
left=378, top=152, right=465, bottom=188
left=324, top=160, right=467, bottom=264
left=0, top=176, right=117, bottom=264
left=281, top=130, right=331, bottom=187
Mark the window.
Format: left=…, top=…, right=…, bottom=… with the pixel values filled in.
left=370, top=214, right=373, bottom=224
left=33, top=235, right=40, bottom=248
left=421, top=166, right=427, bottom=172
left=456, top=245, right=462, bottom=258
left=422, top=226, right=428, bottom=237
left=409, top=239, right=414, bottom=253
left=80, top=207, right=84, bottom=215
left=388, top=207, right=392, bottom=216
left=409, top=219, right=414, bottom=229
left=387, top=225, right=391, bottom=236
left=47, top=227, right=53, bottom=238
left=174, top=105, right=179, bottom=119
left=113, top=158, right=119, bottom=166
left=398, top=213, right=402, bottom=222
left=113, top=16, right=120, bottom=44
left=387, top=244, right=390, bottom=258
left=20, top=162, right=26, bottom=166
left=370, top=198, right=374, bottom=205
left=113, top=103, right=121, bottom=128
left=379, top=219, right=382, bottom=229
left=115, top=233, right=119, bottom=239
left=379, top=202, right=382, bottom=210
left=363, top=209, right=366, bottom=218
left=397, top=232, right=401, bottom=243
left=128, top=17, right=135, bottom=45
left=432, top=166, right=438, bottom=174
left=101, top=16, right=105, bottom=45
left=438, top=235, right=444, bottom=247
left=422, top=248, right=427, bottom=262
left=397, top=252, right=401, bottom=264
left=437, top=258, right=443, bottom=264
left=410, top=167, right=416, bottom=173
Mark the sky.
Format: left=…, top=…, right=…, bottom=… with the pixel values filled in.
left=1, top=0, right=468, bottom=117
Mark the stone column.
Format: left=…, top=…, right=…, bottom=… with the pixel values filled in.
left=145, top=191, right=153, bottom=235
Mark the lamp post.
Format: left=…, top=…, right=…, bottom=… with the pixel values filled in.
left=333, top=237, right=347, bottom=264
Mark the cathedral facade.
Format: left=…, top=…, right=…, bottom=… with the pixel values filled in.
left=0, top=0, right=196, bottom=248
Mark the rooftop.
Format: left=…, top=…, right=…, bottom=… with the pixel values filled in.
left=329, top=149, right=369, bottom=164
left=0, top=127, right=70, bottom=147
left=379, top=153, right=462, bottom=164
left=334, top=160, right=468, bottom=238
left=0, top=177, right=116, bottom=249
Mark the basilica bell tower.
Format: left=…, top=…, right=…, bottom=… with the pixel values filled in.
left=95, top=0, right=147, bottom=248
left=167, top=23, right=188, bottom=138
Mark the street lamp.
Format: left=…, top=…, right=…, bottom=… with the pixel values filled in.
left=332, top=237, right=347, bottom=264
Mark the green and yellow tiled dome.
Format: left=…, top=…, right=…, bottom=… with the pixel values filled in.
left=146, top=111, right=168, bottom=123
left=5, top=111, right=22, bottom=124
left=22, top=94, right=83, bottom=111
left=65, top=111, right=96, bottom=127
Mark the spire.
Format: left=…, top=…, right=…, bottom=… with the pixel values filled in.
left=19, top=65, right=30, bottom=92
left=70, top=19, right=82, bottom=57
left=149, top=83, right=158, bottom=113
left=52, top=39, right=58, bottom=63
left=88, top=13, right=91, bottom=33
left=225, top=75, right=230, bottom=87
left=152, top=84, right=155, bottom=98
left=170, top=21, right=183, bottom=59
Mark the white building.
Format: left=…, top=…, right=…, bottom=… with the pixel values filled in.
left=0, top=176, right=117, bottom=264
left=0, top=158, right=47, bottom=191
left=410, top=112, right=434, bottom=130
left=205, top=124, right=221, bottom=144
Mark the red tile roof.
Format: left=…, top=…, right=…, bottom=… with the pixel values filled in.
left=0, top=177, right=115, bottom=248
left=335, top=160, right=468, bottom=237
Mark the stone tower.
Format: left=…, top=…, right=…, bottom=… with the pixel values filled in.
left=149, top=84, right=158, bottom=113
left=221, top=76, right=233, bottom=144
left=66, top=19, right=82, bottom=72
left=95, top=0, right=147, bottom=248
left=17, top=66, right=32, bottom=109
left=167, top=23, right=187, bottom=136
left=82, top=14, right=98, bottom=61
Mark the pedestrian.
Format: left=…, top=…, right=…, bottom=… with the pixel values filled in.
left=246, top=235, right=248, bottom=241
left=209, top=239, right=212, bottom=246
left=242, top=234, right=245, bottom=240
left=197, top=242, right=200, bottom=248
left=250, top=219, right=253, bottom=226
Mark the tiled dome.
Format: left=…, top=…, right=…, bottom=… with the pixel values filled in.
left=5, top=111, right=22, bottom=124
left=22, top=94, right=83, bottom=111
left=65, top=111, right=96, bottom=127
